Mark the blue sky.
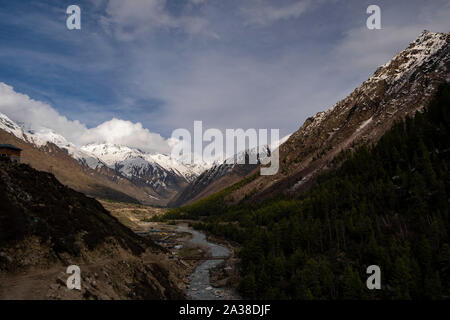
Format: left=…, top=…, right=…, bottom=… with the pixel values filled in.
left=0, top=0, right=449, bottom=152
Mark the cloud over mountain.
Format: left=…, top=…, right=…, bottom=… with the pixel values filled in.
left=100, top=0, right=218, bottom=40
left=240, top=0, right=313, bottom=26
left=0, top=82, right=171, bottom=154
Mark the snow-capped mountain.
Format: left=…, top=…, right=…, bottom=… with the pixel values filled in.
left=170, top=132, right=292, bottom=206
left=214, top=30, right=450, bottom=205
left=169, top=143, right=272, bottom=207
left=3, top=30, right=446, bottom=207
left=0, top=112, right=209, bottom=204
left=80, top=143, right=208, bottom=190
left=0, top=113, right=106, bottom=169
left=171, top=30, right=450, bottom=206
left=0, top=112, right=45, bottom=146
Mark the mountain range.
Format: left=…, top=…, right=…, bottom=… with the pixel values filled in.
left=1, top=29, right=449, bottom=301
left=0, top=112, right=209, bottom=206
left=0, top=106, right=283, bottom=207
left=1, top=31, right=449, bottom=209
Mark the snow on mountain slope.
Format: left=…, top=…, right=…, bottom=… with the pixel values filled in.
left=31, top=129, right=106, bottom=169
left=0, top=114, right=107, bottom=169
left=223, top=30, right=450, bottom=204
left=146, top=153, right=208, bottom=181
left=0, top=112, right=45, bottom=146
left=370, top=30, right=449, bottom=84
left=201, top=133, right=291, bottom=180
left=170, top=142, right=276, bottom=207
left=0, top=112, right=26, bottom=138
left=29, top=128, right=69, bottom=147
left=80, top=143, right=141, bottom=167
left=170, top=31, right=450, bottom=207
left=80, top=143, right=208, bottom=183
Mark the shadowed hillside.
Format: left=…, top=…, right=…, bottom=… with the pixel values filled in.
left=0, top=161, right=185, bottom=300
left=0, top=129, right=143, bottom=204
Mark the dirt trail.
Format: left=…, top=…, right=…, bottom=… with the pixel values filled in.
left=0, top=254, right=160, bottom=300
left=0, top=265, right=64, bottom=300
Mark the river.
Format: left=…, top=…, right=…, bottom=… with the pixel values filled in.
left=177, top=225, right=240, bottom=300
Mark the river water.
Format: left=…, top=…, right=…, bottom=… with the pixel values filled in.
left=177, top=225, right=240, bottom=300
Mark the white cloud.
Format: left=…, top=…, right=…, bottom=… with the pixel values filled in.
left=240, top=0, right=312, bottom=26
left=141, top=49, right=347, bottom=138
left=0, top=82, right=86, bottom=142
left=78, top=118, right=170, bottom=154
left=101, top=0, right=218, bottom=40
left=189, top=0, right=207, bottom=5
left=0, top=82, right=171, bottom=154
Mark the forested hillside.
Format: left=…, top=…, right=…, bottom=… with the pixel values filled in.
left=164, top=84, right=450, bottom=299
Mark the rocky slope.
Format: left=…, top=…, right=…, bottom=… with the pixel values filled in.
left=0, top=160, right=185, bottom=300
left=169, top=146, right=269, bottom=207
left=212, top=30, right=450, bottom=205
left=0, top=127, right=160, bottom=204
left=170, top=134, right=291, bottom=207
left=81, top=143, right=206, bottom=203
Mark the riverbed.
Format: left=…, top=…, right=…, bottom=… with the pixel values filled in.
left=177, top=225, right=240, bottom=300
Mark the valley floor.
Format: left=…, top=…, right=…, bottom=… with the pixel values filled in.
left=101, top=200, right=241, bottom=299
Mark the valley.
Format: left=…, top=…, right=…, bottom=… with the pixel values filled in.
left=0, top=29, right=449, bottom=301
left=0, top=161, right=239, bottom=300
left=163, top=82, right=450, bottom=299
left=101, top=200, right=241, bottom=300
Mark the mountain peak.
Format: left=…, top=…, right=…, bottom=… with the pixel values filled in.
left=215, top=30, right=450, bottom=205
left=369, top=31, right=449, bottom=84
